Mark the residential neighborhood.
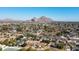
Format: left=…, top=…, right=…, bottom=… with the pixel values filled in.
left=0, top=16, right=79, bottom=51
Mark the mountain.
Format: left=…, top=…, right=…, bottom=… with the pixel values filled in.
left=0, top=16, right=53, bottom=23
left=0, top=18, right=25, bottom=23
left=30, top=16, right=53, bottom=23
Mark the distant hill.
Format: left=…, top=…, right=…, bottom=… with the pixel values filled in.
left=30, top=16, right=53, bottom=23
left=0, top=18, right=24, bottom=23
left=0, top=16, right=79, bottom=24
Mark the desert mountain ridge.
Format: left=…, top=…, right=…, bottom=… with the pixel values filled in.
left=0, top=16, right=53, bottom=23
left=0, top=16, right=78, bottom=23
left=29, top=16, right=53, bottom=23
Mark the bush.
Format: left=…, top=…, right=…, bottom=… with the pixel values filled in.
left=56, top=42, right=65, bottom=49
left=0, top=47, right=2, bottom=51
left=1, top=38, right=16, bottom=46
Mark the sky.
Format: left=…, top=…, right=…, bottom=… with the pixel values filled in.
left=0, top=7, right=79, bottom=21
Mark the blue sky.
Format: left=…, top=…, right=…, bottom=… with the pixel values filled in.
left=0, top=7, right=79, bottom=21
